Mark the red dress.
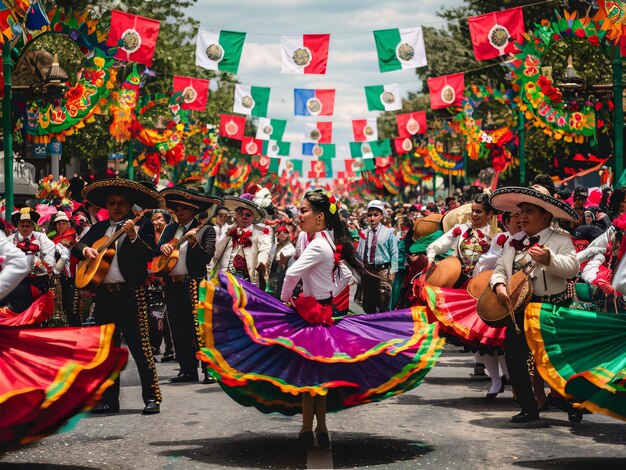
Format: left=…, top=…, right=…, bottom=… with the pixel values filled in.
left=0, top=295, right=128, bottom=449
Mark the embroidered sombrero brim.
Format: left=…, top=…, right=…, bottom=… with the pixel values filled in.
left=490, top=187, right=578, bottom=222
left=161, top=188, right=222, bottom=213
left=223, top=196, right=266, bottom=221
left=442, top=203, right=472, bottom=233
left=82, top=179, right=164, bottom=209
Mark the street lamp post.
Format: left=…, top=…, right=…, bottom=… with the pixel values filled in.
left=3, top=40, right=14, bottom=221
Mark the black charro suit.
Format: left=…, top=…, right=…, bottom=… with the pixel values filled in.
left=157, top=220, right=216, bottom=379
left=73, top=217, right=161, bottom=408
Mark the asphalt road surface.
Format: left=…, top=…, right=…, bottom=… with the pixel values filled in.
left=1, top=345, right=625, bottom=469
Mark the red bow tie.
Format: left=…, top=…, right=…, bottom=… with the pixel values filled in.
left=509, top=235, right=540, bottom=251
left=228, top=227, right=252, bottom=248
left=16, top=235, right=40, bottom=254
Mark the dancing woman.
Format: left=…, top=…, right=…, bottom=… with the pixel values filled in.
left=196, top=190, right=444, bottom=451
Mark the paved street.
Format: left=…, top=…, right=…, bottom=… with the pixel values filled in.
left=1, top=345, right=625, bottom=469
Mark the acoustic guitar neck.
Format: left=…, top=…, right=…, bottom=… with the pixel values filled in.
left=98, top=212, right=145, bottom=253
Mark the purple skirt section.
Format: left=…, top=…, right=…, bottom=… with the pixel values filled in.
left=197, top=273, right=444, bottom=415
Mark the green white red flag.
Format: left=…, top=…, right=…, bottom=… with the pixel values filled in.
left=195, top=28, right=246, bottom=73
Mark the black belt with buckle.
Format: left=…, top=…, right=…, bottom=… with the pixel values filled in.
left=365, top=262, right=391, bottom=270
left=532, top=290, right=572, bottom=304
left=100, top=283, right=128, bottom=294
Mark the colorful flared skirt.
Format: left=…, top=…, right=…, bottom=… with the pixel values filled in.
left=525, top=302, right=626, bottom=422
left=0, top=291, right=54, bottom=327
left=196, top=273, right=444, bottom=416
left=422, top=284, right=505, bottom=350
left=0, top=324, right=128, bottom=449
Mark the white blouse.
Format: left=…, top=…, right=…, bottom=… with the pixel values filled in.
left=281, top=230, right=351, bottom=302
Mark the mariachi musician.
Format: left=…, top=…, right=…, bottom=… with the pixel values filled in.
left=489, top=176, right=580, bottom=423
left=157, top=187, right=221, bottom=383
left=72, top=179, right=163, bottom=415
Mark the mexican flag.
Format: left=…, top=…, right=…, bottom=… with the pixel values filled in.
left=303, top=122, right=333, bottom=143
left=256, top=155, right=281, bottom=175
left=234, top=84, right=271, bottom=117
left=427, top=73, right=464, bottom=110
left=468, top=7, right=524, bottom=61
left=308, top=159, right=332, bottom=179
left=195, top=28, right=246, bottom=73
left=396, top=112, right=427, bottom=137
left=219, top=114, right=246, bottom=140
left=352, top=118, right=378, bottom=142
left=302, top=143, right=336, bottom=159
left=281, top=34, right=330, bottom=74
left=241, top=137, right=263, bottom=156
left=107, top=11, right=160, bottom=67
left=256, top=118, right=287, bottom=141
left=172, top=76, right=209, bottom=111
left=349, top=139, right=392, bottom=158
left=282, top=159, right=304, bottom=177
left=394, top=137, right=414, bottom=155
left=364, top=84, right=401, bottom=111
left=262, top=140, right=290, bottom=157
left=373, top=27, right=427, bottom=73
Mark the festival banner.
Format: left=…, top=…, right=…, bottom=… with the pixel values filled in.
left=255, top=155, right=281, bottom=175
left=241, top=136, right=264, bottom=156
left=219, top=114, right=246, bottom=140
left=427, top=73, right=465, bottom=109
left=352, top=118, right=378, bottom=142
left=396, top=111, right=427, bottom=137
left=467, top=7, right=524, bottom=61
left=256, top=117, right=287, bottom=141
left=281, top=34, right=330, bottom=74
left=303, top=122, right=333, bottom=143
left=107, top=10, right=160, bottom=67
left=308, top=159, right=332, bottom=178
left=25, top=1, right=49, bottom=30
left=394, top=137, right=414, bottom=155
left=373, top=27, right=427, bottom=72
left=172, top=76, right=209, bottom=111
left=195, top=28, right=246, bottom=73
left=349, top=139, right=392, bottom=158
left=302, top=143, right=336, bottom=158
left=294, top=88, right=335, bottom=116
left=262, top=140, right=290, bottom=157
left=364, top=83, right=401, bottom=111
left=234, top=84, right=271, bottom=117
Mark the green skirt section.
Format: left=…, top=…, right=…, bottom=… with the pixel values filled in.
left=525, top=302, right=626, bottom=422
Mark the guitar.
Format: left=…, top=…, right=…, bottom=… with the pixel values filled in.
left=151, top=222, right=207, bottom=275
left=75, top=212, right=145, bottom=289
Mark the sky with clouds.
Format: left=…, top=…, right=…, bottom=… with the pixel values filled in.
left=185, top=0, right=464, bottom=157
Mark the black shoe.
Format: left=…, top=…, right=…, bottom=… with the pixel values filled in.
left=511, top=410, right=540, bottom=423
left=92, top=403, right=120, bottom=414
left=202, top=373, right=216, bottom=385
left=501, top=375, right=508, bottom=386
left=568, top=410, right=583, bottom=423
left=161, top=353, right=175, bottom=362
left=485, top=382, right=506, bottom=399
left=142, top=400, right=160, bottom=415
left=297, top=431, right=314, bottom=451
left=316, top=430, right=330, bottom=449
left=169, top=374, right=199, bottom=383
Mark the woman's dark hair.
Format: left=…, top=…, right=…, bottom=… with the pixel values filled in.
left=303, top=190, right=368, bottom=278
left=473, top=193, right=494, bottom=215
left=609, top=187, right=626, bottom=218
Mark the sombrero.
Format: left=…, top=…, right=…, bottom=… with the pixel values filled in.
left=413, top=214, right=443, bottom=240
left=442, top=203, right=473, bottom=232
left=11, top=208, right=40, bottom=226
left=82, top=179, right=164, bottom=209
left=490, top=186, right=578, bottom=222
left=161, top=187, right=222, bottom=213
left=223, top=196, right=266, bottom=221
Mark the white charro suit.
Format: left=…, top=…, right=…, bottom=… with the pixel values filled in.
left=209, top=224, right=272, bottom=287
left=490, top=227, right=579, bottom=297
